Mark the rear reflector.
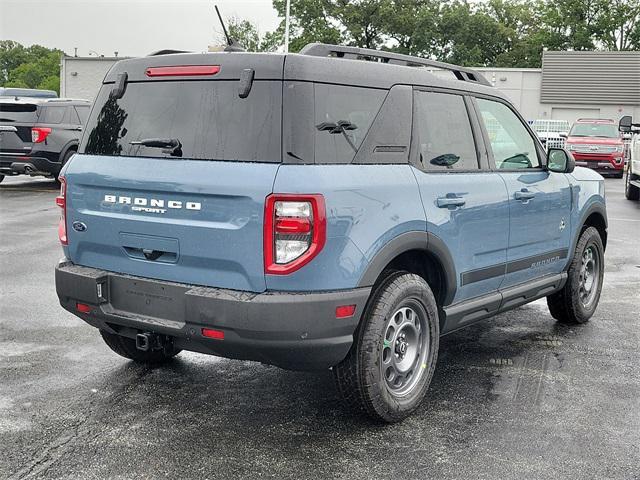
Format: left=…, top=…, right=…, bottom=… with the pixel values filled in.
left=202, top=328, right=225, bottom=340
left=145, top=65, right=220, bottom=77
left=76, top=302, right=91, bottom=313
left=335, top=305, right=356, bottom=319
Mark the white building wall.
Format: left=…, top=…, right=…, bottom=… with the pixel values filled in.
left=61, top=56, right=126, bottom=102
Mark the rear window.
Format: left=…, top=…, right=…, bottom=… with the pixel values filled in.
left=80, top=80, right=281, bottom=162
left=0, top=103, right=39, bottom=123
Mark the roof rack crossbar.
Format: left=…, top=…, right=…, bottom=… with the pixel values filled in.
left=299, top=43, right=491, bottom=87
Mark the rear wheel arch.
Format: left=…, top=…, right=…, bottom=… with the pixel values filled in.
left=358, top=232, right=457, bottom=315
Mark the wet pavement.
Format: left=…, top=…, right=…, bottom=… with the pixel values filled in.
left=1, top=175, right=639, bottom=479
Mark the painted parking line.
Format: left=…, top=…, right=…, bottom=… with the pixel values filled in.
left=608, top=217, right=640, bottom=222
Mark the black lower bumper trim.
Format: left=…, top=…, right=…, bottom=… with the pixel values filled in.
left=0, top=155, right=60, bottom=176
left=55, top=261, right=371, bottom=371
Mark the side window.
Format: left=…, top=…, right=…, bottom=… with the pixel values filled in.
left=476, top=98, right=540, bottom=169
left=413, top=91, right=478, bottom=170
left=314, top=84, right=386, bottom=164
left=39, top=105, right=66, bottom=124
left=75, top=106, right=90, bottom=124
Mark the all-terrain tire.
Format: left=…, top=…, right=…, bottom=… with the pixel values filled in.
left=547, top=226, right=604, bottom=324
left=100, top=330, right=181, bottom=364
left=333, top=272, right=439, bottom=423
left=625, top=169, right=640, bottom=201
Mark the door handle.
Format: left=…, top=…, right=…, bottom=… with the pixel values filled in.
left=514, top=189, right=535, bottom=201
left=437, top=195, right=466, bottom=208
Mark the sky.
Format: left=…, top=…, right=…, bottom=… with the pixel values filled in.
left=0, top=0, right=281, bottom=57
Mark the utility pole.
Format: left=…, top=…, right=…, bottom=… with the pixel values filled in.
left=284, top=0, right=291, bottom=53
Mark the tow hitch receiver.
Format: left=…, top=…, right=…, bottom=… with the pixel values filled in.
left=136, top=332, right=164, bottom=352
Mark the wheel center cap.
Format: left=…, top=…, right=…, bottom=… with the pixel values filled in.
left=396, top=338, right=408, bottom=356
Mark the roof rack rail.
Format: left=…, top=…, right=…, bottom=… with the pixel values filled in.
left=299, top=43, right=491, bottom=87
left=148, top=49, right=191, bottom=56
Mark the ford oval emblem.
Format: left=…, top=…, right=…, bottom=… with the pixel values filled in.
left=72, top=221, right=87, bottom=232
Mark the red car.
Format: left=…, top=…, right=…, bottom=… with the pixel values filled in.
left=565, top=118, right=625, bottom=177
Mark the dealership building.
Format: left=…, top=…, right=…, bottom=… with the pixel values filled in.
left=61, top=50, right=640, bottom=125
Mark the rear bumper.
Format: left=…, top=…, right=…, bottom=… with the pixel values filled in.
left=0, top=154, right=60, bottom=176
left=55, top=260, right=370, bottom=371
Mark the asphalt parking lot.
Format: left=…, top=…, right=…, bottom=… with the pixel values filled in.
left=1, top=175, right=639, bottom=480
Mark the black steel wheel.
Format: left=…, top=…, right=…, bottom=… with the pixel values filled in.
left=547, top=226, right=604, bottom=324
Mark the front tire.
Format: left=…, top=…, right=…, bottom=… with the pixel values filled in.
left=625, top=168, right=640, bottom=200
left=333, top=272, right=439, bottom=423
left=547, top=226, right=604, bottom=324
left=100, top=330, right=181, bottom=364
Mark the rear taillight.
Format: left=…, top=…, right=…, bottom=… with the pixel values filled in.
left=264, top=194, right=326, bottom=274
left=31, top=127, right=52, bottom=143
left=56, top=177, right=67, bottom=245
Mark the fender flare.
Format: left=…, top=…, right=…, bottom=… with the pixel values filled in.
left=357, top=231, right=457, bottom=306
left=569, top=201, right=609, bottom=252
left=570, top=201, right=608, bottom=259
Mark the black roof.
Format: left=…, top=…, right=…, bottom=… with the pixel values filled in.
left=103, top=43, right=504, bottom=100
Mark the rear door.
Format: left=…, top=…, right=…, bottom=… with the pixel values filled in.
left=65, top=65, right=283, bottom=293
left=411, top=90, right=509, bottom=305
left=473, top=97, right=572, bottom=289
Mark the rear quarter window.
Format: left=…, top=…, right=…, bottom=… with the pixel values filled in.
left=313, top=84, right=386, bottom=164
left=40, top=105, right=68, bottom=124
left=80, top=80, right=281, bottom=162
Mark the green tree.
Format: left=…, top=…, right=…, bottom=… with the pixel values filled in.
left=0, top=41, right=62, bottom=94
left=221, top=17, right=278, bottom=52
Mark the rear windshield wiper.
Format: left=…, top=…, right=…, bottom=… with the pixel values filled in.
left=316, top=120, right=359, bottom=153
left=130, top=138, right=182, bottom=157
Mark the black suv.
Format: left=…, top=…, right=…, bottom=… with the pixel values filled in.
left=0, top=98, right=90, bottom=182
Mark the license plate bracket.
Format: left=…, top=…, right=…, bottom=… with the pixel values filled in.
left=109, top=276, right=186, bottom=323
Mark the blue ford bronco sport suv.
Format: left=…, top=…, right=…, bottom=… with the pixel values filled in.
left=55, top=44, right=607, bottom=422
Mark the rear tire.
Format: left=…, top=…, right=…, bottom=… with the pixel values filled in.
left=625, top=169, right=640, bottom=200
left=333, top=272, right=439, bottom=423
left=547, top=226, right=604, bottom=324
left=100, top=330, right=181, bottom=364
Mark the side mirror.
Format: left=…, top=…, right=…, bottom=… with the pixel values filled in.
left=619, top=115, right=632, bottom=133
left=548, top=148, right=575, bottom=174
left=559, top=132, right=568, bottom=139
